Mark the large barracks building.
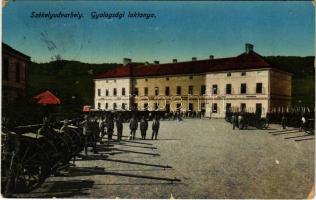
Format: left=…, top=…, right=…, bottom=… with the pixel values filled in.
left=94, top=44, right=292, bottom=118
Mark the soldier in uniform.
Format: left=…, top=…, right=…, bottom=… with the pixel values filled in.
left=238, top=113, right=244, bottom=130
left=116, top=113, right=123, bottom=141
left=231, top=113, right=237, bottom=130
left=99, top=115, right=106, bottom=140
left=80, top=115, right=90, bottom=155
left=281, top=115, right=287, bottom=130
left=106, top=113, right=114, bottom=140
left=140, top=116, right=148, bottom=140
left=152, top=116, right=160, bottom=140
left=129, top=115, right=138, bottom=140
left=37, top=117, right=52, bottom=138
left=59, top=118, right=70, bottom=133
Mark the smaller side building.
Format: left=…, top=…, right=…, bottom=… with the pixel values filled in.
left=2, top=43, right=30, bottom=105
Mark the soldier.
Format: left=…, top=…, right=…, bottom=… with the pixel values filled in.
left=59, top=118, right=70, bottom=133
left=129, top=115, right=138, bottom=140
left=80, top=115, right=90, bottom=155
left=281, top=115, right=287, bottom=130
left=37, top=117, right=52, bottom=138
left=106, top=113, right=114, bottom=140
left=299, top=115, right=306, bottom=132
left=116, top=113, right=123, bottom=141
left=238, top=113, right=244, bottom=130
left=152, top=116, right=160, bottom=140
left=231, top=113, right=237, bottom=130
left=140, top=116, right=148, bottom=140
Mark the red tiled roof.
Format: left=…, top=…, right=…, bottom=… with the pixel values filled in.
left=95, top=51, right=271, bottom=79
left=33, top=90, right=61, bottom=105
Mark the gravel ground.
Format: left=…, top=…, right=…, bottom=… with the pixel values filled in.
left=15, top=119, right=314, bottom=199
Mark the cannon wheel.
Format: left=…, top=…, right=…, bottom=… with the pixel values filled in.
left=10, top=137, right=50, bottom=193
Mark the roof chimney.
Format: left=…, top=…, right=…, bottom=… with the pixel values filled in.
left=192, top=57, right=197, bottom=61
left=209, top=55, right=214, bottom=59
left=154, top=60, right=159, bottom=64
left=173, top=59, right=177, bottom=63
left=123, top=58, right=132, bottom=66
left=245, top=43, right=254, bottom=54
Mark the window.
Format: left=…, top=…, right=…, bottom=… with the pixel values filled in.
left=113, top=103, right=117, bottom=110
left=105, top=103, right=108, bottom=109
left=200, top=85, right=206, bottom=95
left=3, top=58, right=9, bottom=80
left=240, top=103, right=246, bottom=112
left=241, top=72, right=246, bottom=76
left=106, top=89, right=109, bottom=96
left=122, top=103, right=126, bottom=110
left=226, top=103, right=231, bottom=112
left=113, top=88, right=117, bottom=96
left=16, top=63, right=20, bottom=83
left=227, top=73, right=231, bottom=77
left=122, top=88, right=126, bottom=96
left=226, top=84, right=232, bottom=94
left=189, top=103, right=193, bottom=111
left=166, top=104, right=170, bottom=112
left=189, top=76, right=193, bottom=79
left=98, top=103, right=101, bottom=109
left=144, top=87, right=148, bottom=96
left=134, top=88, right=139, bottom=96
left=166, top=77, right=169, bottom=81
left=212, top=84, right=218, bottom=95
left=256, top=83, right=263, bottom=94
left=256, top=103, right=262, bottom=115
left=212, top=103, right=218, bottom=113
left=201, top=103, right=206, bottom=111
left=176, top=86, right=181, bottom=95
left=97, top=89, right=101, bottom=96
left=155, top=87, right=159, bottom=96
left=144, top=103, right=148, bottom=111
left=188, top=85, right=193, bottom=95
left=165, top=87, right=170, bottom=96
left=240, top=83, right=247, bottom=94
left=176, top=103, right=181, bottom=111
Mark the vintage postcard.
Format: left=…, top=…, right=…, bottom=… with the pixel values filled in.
left=1, top=0, right=315, bottom=199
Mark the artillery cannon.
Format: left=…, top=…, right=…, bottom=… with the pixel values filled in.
left=1, top=118, right=86, bottom=196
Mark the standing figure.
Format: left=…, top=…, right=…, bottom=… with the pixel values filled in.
left=129, top=115, right=138, bottom=140
left=300, top=115, right=306, bottom=132
left=231, top=114, right=237, bottom=130
left=238, top=113, right=244, bottom=130
left=281, top=115, right=287, bottom=130
left=80, top=115, right=91, bottom=155
left=106, top=113, right=114, bottom=140
left=152, top=116, right=160, bottom=140
left=140, top=116, right=148, bottom=140
left=99, top=116, right=106, bottom=140
left=116, top=113, right=123, bottom=141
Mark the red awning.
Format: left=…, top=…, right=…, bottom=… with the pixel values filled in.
left=33, top=90, right=61, bottom=105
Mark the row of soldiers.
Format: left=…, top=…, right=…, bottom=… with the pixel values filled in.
left=163, top=110, right=205, bottom=120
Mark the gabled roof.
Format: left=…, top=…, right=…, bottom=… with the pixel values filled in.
left=95, top=51, right=272, bottom=79
left=33, top=90, right=61, bottom=105
left=2, top=43, right=31, bottom=60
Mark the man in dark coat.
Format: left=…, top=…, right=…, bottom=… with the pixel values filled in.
left=140, top=116, right=148, bottom=140
left=152, top=116, right=160, bottom=140
left=106, top=113, right=114, bottom=140
left=129, top=115, right=138, bottom=140
left=231, top=113, right=237, bottom=130
left=116, top=113, right=123, bottom=141
left=281, top=115, right=287, bottom=130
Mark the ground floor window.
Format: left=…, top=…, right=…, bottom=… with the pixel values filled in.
left=98, top=102, right=101, bottom=109
left=105, top=103, right=108, bottom=109
left=256, top=103, right=262, bottom=115
left=212, top=103, right=218, bottom=113
left=240, top=103, right=246, bottom=112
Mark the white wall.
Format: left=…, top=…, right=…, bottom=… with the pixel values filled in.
left=94, top=78, right=131, bottom=110
left=205, top=69, right=270, bottom=118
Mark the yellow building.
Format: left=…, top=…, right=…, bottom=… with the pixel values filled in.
left=94, top=44, right=292, bottom=118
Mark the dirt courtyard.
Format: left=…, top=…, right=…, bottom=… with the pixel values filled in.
left=15, top=119, right=314, bottom=198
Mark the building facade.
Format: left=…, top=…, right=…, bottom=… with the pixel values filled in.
left=2, top=43, right=30, bottom=105
left=94, top=44, right=292, bottom=117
